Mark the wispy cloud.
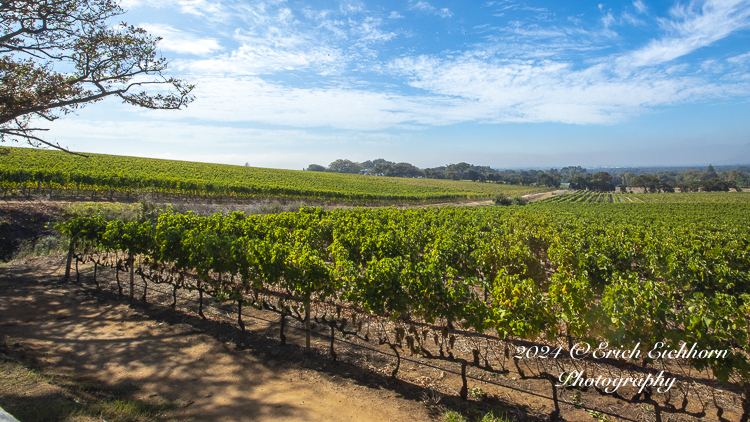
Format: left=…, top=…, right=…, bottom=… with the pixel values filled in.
left=410, top=1, right=454, bottom=18
left=167, top=76, right=470, bottom=130
left=633, top=0, right=648, bottom=14
left=622, top=0, right=750, bottom=68
left=180, top=43, right=346, bottom=75
left=727, top=50, right=750, bottom=63
left=176, top=0, right=229, bottom=19
left=621, top=11, right=646, bottom=26
left=139, top=24, right=222, bottom=55
left=119, top=0, right=231, bottom=21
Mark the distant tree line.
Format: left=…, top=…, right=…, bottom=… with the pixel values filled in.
left=305, top=159, right=563, bottom=187
left=305, top=160, right=749, bottom=192
left=565, top=164, right=747, bottom=193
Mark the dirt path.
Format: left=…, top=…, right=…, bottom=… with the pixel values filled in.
left=522, top=190, right=571, bottom=202
left=0, top=258, right=436, bottom=422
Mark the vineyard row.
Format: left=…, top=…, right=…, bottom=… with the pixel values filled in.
left=59, top=203, right=750, bottom=421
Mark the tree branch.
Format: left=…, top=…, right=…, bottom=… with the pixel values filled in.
left=0, top=126, right=87, bottom=156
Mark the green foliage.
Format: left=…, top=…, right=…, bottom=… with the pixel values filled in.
left=493, top=194, right=526, bottom=206
left=470, top=386, right=487, bottom=399
left=63, top=202, right=141, bottom=222
left=479, top=411, right=511, bottom=422
left=443, top=410, right=511, bottom=422
left=588, top=410, right=614, bottom=422
left=14, top=235, right=66, bottom=259
left=493, top=194, right=512, bottom=206
left=510, top=195, right=526, bottom=206
left=444, top=410, right=468, bottom=422
left=327, top=159, right=362, bottom=174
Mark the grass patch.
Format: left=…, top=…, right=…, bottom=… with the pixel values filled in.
left=63, top=202, right=143, bottom=222
left=13, top=235, right=69, bottom=260
left=443, top=409, right=514, bottom=422
left=0, top=345, right=181, bottom=422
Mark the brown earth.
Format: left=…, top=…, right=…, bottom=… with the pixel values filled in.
left=0, top=257, right=440, bottom=422
left=1, top=255, right=573, bottom=422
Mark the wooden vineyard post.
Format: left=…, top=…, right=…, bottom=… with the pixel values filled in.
left=128, top=251, right=135, bottom=299
left=546, top=373, right=560, bottom=421
left=141, top=270, right=147, bottom=303
left=115, top=259, right=123, bottom=296
left=460, top=361, right=468, bottom=400
left=279, top=301, right=287, bottom=345
left=329, top=320, right=337, bottom=361
left=305, top=299, right=311, bottom=353
left=198, top=279, right=205, bottom=319
left=237, top=298, right=245, bottom=331
left=63, top=240, right=74, bottom=282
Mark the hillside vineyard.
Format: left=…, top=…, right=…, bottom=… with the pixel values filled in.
left=0, top=148, right=539, bottom=202
left=60, top=203, right=750, bottom=421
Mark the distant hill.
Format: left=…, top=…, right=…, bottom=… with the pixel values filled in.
left=0, top=147, right=545, bottom=202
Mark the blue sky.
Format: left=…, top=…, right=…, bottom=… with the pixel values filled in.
left=39, top=0, right=750, bottom=169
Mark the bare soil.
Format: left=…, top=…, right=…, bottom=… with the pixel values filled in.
left=0, top=257, right=439, bottom=421
left=522, top=190, right=572, bottom=202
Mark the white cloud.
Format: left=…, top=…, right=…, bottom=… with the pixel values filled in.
left=120, top=0, right=231, bottom=21
left=633, top=0, right=648, bottom=14
left=410, top=1, right=454, bottom=18
left=168, top=76, right=473, bottom=130
left=353, top=17, right=397, bottom=44
left=180, top=43, right=346, bottom=75
left=119, top=0, right=143, bottom=9
left=700, top=59, right=724, bottom=72
left=339, top=0, right=365, bottom=15
left=171, top=8, right=350, bottom=75
left=160, top=50, right=750, bottom=132
left=389, top=11, right=405, bottom=19
left=175, top=0, right=229, bottom=20
left=386, top=52, right=749, bottom=124
left=139, top=24, right=222, bottom=55
left=727, top=50, right=750, bottom=63
left=622, top=0, right=750, bottom=68
left=621, top=11, right=646, bottom=26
